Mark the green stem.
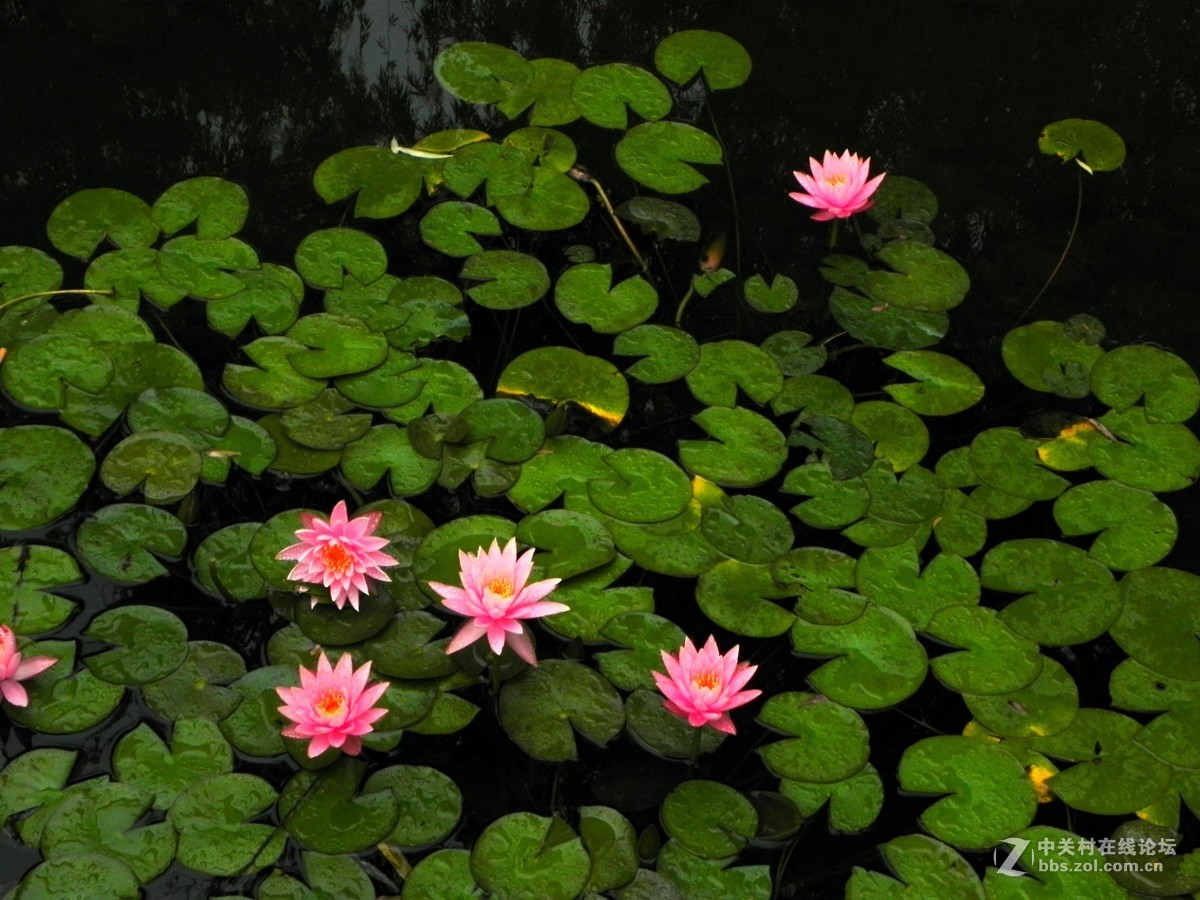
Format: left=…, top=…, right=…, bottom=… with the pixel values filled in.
left=0, top=288, right=113, bottom=315
left=686, top=725, right=704, bottom=773
left=490, top=659, right=502, bottom=696
left=673, top=285, right=696, bottom=327
left=1014, top=168, right=1084, bottom=327
left=828, top=219, right=840, bottom=250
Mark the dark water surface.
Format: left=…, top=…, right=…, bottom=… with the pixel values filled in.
left=2, top=1, right=1199, bottom=896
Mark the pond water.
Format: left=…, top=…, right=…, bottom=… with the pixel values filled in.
left=1, top=1, right=1199, bottom=897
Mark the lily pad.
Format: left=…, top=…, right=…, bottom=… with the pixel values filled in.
left=851, top=402, right=930, bottom=473
left=153, top=176, right=249, bottom=238
left=47, top=188, right=158, bottom=260
left=579, top=805, right=639, bottom=894
left=460, top=249, right=551, bottom=310
left=83, top=605, right=188, bottom=685
left=169, top=773, right=286, bottom=875
left=700, top=494, right=793, bottom=565
left=613, top=324, right=700, bottom=383
left=624, top=688, right=726, bottom=760
left=84, top=247, right=187, bottom=310
left=963, top=655, right=1079, bottom=740
left=616, top=121, right=721, bottom=194
left=1038, top=118, right=1126, bottom=172
left=696, top=559, right=795, bottom=637
left=899, top=735, right=1037, bottom=850
left=206, top=263, right=304, bottom=337
left=112, top=719, right=233, bottom=809
left=555, top=263, right=658, bottom=333
left=434, top=41, right=532, bottom=105
left=757, top=692, right=870, bottom=784
left=981, top=539, right=1121, bottom=646
left=573, top=62, right=671, bottom=129
left=498, top=346, right=629, bottom=428
left=847, top=834, right=983, bottom=898
left=294, top=228, right=388, bottom=289
left=1089, top=344, right=1200, bottom=423
left=498, top=659, right=625, bottom=761
left=76, top=504, right=187, bottom=584
left=470, top=812, right=590, bottom=900
left=926, top=605, right=1043, bottom=695
left=656, top=839, right=771, bottom=900
left=1, top=333, right=114, bottom=410
left=678, top=406, right=787, bottom=487
left=0, top=545, right=80, bottom=635
left=616, top=197, right=701, bottom=242
left=341, top=424, right=440, bottom=496
left=686, top=340, right=782, bottom=408
left=661, top=780, right=757, bottom=859
left=969, top=427, right=1068, bottom=501
left=286, top=313, right=390, bottom=379
left=654, top=29, right=751, bottom=89
left=595, top=612, right=688, bottom=692
left=1089, top=406, right=1200, bottom=493
left=864, top=241, right=969, bottom=313
left=1109, top=567, right=1200, bottom=681
left=157, top=235, right=259, bottom=299
left=403, top=849, right=482, bottom=899
left=142, top=640, right=246, bottom=722
left=0, top=426, right=95, bottom=531
left=1053, top=480, right=1176, bottom=570
left=221, top=336, right=326, bottom=410
left=280, top=758, right=399, bottom=854
left=313, top=145, right=423, bottom=218
left=5, top=640, right=124, bottom=734
left=779, top=764, right=884, bottom=835
left=100, top=430, right=202, bottom=505
left=0, top=748, right=77, bottom=836
left=497, top=59, right=583, bottom=125
left=493, top=167, right=591, bottom=231
left=829, top=286, right=949, bottom=350
left=882, top=351, right=984, bottom=416
left=854, top=540, right=979, bottom=630
left=1001, top=320, right=1104, bottom=397
left=362, top=764, right=463, bottom=849
left=420, top=201, right=502, bottom=256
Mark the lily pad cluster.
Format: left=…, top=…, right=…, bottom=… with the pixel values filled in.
left=1, top=28, right=1197, bottom=900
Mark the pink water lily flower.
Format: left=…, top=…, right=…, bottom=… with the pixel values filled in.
left=653, top=636, right=761, bottom=735
left=0, top=625, right=57, bottom=708
left=275, top=651, right=389, bottom=758
left=789, top=149, right=885, bottom=221
left=428, top=538, right=567, bottom=667
left=276, top=501, right=399, bottom=611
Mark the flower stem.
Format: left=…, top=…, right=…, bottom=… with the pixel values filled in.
left=0, top=288, right=113, bottom=314
left=1014, top=167, right=1084, bottom=327
left=490, top=660, right=502, bottom=696
left=686, top=725, right=704, bottom=773
left=828, top=219, right=840, bottom=250
left=673, top=285, right=696, bottom=327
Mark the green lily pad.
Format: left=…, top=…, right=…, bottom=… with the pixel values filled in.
left=286, top=313, right=389, bottom=379
left=615, top=121, right=721, bottom=194
left=222, top=336, right=326, bottom=410
left=157, top=235, right=259, bottom=299
left=406, top=690, right=480, bottom=735
left=0, top=426, right=95, bottom=531
left=1038, top=118, right=1126, bottom=171
left=829, top=286, right=949, bottom=351
left=981, top=539, right=1121, bottom=646
left=847, top=834, right=983, bottom=898
left=654, top=29, right=751, bottom=89
left=926, top=606, right=1043, bottom=695
left=899, top=735, right=1037, bottom=850
left=127, top=386, right=229, bottom=446
left=112, top=719, right=233, bottom=809
left=851, top=402, right=930, bottom=473
left=460, top=397, right=546, bottom=463
left=657, top=839, right=771, bottom=900
left=47, top=188, right=158, bottom=260
left=362, top=764, right=463, bottom=849
left=791, top=604, right=928, bottom=710
left=779, top=764, right=884, bottom=834
left=543, top=555, right=653, bottom=644
left=206, top=263, right=304, bottom=337
left=1001, top=320, right=1105, bottom=396
left=661, top=780, right=757, bottom=859
left=412, top=514, right=517, bottom=597
left=790, top=415, right=873, bottom=481
left=579, top=805, right=639, bottom=894
left=963, top=655, right=1079, bottom=739
left=1089, top=406, right=1200, bottom=492
left=84, top=247, right=187, bottom=310
left=554, top=263, right=658, bottom=333
left=624, top=688, right=726, bottom=760
left=403, top=849, right=482, bottom=899
left=0, top=748, right=77, bottom=836
left=498, top=346, right=629, bottom=428
left=493, top=167, right=590, bottom=231
left=280, top=388, right=373, bottom=450
left=1109, top=658, right=1200, bottom=768
left=882, top=351, right=984, bottom=416
left=1, top=333, right=114, bottom=409
left=381, top=358, right=482, bottom=424
left=258, top=851, right=376, bottom=900
left=868, top=176, right=939, bottom=226
left=762, top=330, right=825, bottom=375
left=741, top=273, right=799, bottom=314
left=355, top=611, right=458, bottom=679
left=76, top=503, right=186, bottom=585
left=470, top=812, right=590, bottom=900
left=0, top=244, right=62, bottom=306
left=585, top=448, right=690, bottom=524
left=854, top=540, right=979, bottom=630
left=434, top=41, right=532, bottom=104
left=1053, top=480, right=1176, bottom=570
left=83, top=605, right=188, bottom=685
left=153, top=176, right=249, bottom=238
left=294, top=228, right=388, bottom=289
left=1089, top=344, right=1199, bottom=423
left=216, top=664, right=291, bottom=757
left=686, top=340, right=782, bottom=408
left=258, top=414, right=342, bottom=477
left=757, top=692, right=869, bottom=783
left=334, top=348, right=422, bottom=408
left=864, top=242, right=969, bottom=313
left=969, top=427, right=1068, bottom=501
left=100, top=430, right=202, bottom=505
left=142, top=640, right=245, bottom=722
left=341, top=424, right=440, bottom=495
left=573, top=62, right=671, bottom=129
left=14, top=853, right=141, bottom=899
left=700, top=494, right=793, bottom=565
left=696, top=559, right=795, bottom=637
left=420, top=201, right=502, bottom=256
left=781, top=462, right=870, bottom=529
left=280, top=758, right=399, bottom=854
left=1031, top=708, right=1171, bottom=814
left=442, top=141, right=533, bottom=203
left=498, top=660, right=625, bottom=761
left=678, top=406, right=787, bottom=488
left=497, top=58, right=583, bottom=124
left=1109, top=567, right=1200, bottom=681
left=617, top=197, right=701, bottom=242
left=313, top=145, right=423, bottom=218
left=595, top=612, right=687, bottom=692
left=460, top=249, right=550, bottom=310
left=6, top=640, right=124, bottom=734
left=613, top=324, right=700, bottom=383
left=169, top=773, right=285, bottom=875
left=0, top=545, right=79, bottom=635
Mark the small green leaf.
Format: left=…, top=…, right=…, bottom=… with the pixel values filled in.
left=678, top=406, right=787, bottom=488
left=434, top=41, right=532, bottom=105
left=112, top=719, right=233, bottom=809
left=1053, top=480, right=1176, bottom=570
left=460, top=249, right=551, bottom=310
left=654, top=30, right=751, bottom=89
left=882, top=351, right=984, bottom=416
left=313, top=146, right=423, bottom=218
left=573, top=63, right=671, bottom=129
left=498, top=346, right=629, bottom=428
left=1089, top=344, right=1200, bottom=423
left=1002, top=320, right=1105, bottom=396
left=1038, top=118, right=1126, bottom=171
left=554, top=263, right=658, bottom=333
left=614, top=324, right=700, bottom=383
left=757, top=692, right=870, bottom=783
left=294, top=228, right=388, bottom=289
left=153, top=176, right=249, bottom=238
left=100, top=430, right=202, bottom=505
left=615, top=122, right=721, bottom=194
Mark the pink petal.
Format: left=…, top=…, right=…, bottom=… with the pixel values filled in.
left=506, top=627, right=538, bottom=666
left=2, top=680, right=29, bottom=706
left=14, top=656, right=56, bottom=680
left=446, top=619, right=488, bottom=655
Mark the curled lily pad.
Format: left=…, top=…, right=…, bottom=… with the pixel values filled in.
left=435, top=41, right=532, bottom=105
left=981, top=539, right=1120, bottom=646
left=498, top=660, right=625, bottom=761
left=169, top=773, right=285, bottom=875
left=313, top=145, right=423, bottom=218
left=615, top=121, right=721, bottom=194
left=654, top=30, right=751, bottom=89
left=554, top=263, right=658, bottom=333
left=83, top=605, right=188, bottom=685
left=1038, top=118, right=1126, bottom=172
left=471, top=812, right=590, bottom=900
left=661, top=780, right=757, bottom=859
left=47, top=188, right=158, bottom=260
left=882, top=351, right=984, bottom=416
left=76, top=503, right=186, bottom=585
left=498, top=346, right=629, bottom=428
left=0, top=425, right=95, bottom=531
left=830, top=285, right=949, bottom=350
left=0, top=545, right=79, bottom=634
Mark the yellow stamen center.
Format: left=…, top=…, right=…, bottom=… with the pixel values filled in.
left=485, top=578, right=514, bottom=598
left=318, top=542, right=353, bottom=576
left=825, top=173, right=848, bottom=188
left=315, top=688, right=347, bottom=718
left=693, top=671, right=721, bottom=691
